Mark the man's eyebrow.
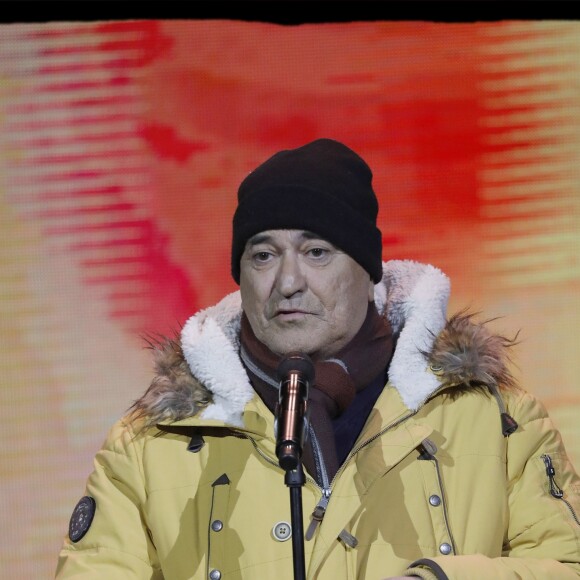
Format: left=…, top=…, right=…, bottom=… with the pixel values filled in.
left=301, top=231, right=325, bottom=241
left=246, top=230, right=329, bottom=247
left=247, top=233, right=272, bottom=246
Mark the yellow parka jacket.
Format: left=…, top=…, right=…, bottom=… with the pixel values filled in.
left=56, top=261, right=580, bottom=580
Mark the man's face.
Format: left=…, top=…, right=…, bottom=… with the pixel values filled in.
left=240, top=229, right=375, bottom=359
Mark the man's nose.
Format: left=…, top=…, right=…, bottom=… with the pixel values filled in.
left=275, top=252, right=306, bottom=297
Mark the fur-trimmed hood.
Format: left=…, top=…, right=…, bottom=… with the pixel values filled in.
left=131, top=260, right=517, bottom=429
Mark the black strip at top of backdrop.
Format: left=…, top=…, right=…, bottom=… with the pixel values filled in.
left=1, top=2, right=579, bottom=26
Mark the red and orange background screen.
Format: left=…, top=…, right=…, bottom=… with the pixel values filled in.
left=1, top=19, right=579, bottom=578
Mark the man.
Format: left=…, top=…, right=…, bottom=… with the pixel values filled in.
left=56, top=139, right=580, bottom=579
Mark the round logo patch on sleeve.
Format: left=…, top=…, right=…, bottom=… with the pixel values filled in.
left=68, top=496, right=96, bottom=543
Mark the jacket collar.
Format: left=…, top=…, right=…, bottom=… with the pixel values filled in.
left=176, top=260, right=450, bottom=427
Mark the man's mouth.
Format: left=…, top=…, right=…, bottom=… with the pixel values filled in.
left=275, top=309, right=309, bottom=319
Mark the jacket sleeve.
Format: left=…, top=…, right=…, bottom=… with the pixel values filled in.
left=409, top=389, right=580, bottom=580
left=55, top=419, right=162, bottom=579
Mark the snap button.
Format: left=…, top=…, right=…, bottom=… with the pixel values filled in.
left=272, top=521, right=292, bottom=541
left=209, top=569, right=221, bottom=580
left=439, top=542, right=452, bottom=555
left=211, top=520, right=223, bottom=532
left=429, top=494, right=441, bottom=506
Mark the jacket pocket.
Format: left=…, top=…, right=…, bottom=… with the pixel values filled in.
left=207, top=473, right=233, bottom=578
left=541, top=454, right=580, bottom=526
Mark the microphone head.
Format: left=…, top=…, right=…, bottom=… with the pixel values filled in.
left=276, top=352, right=315, bottom=383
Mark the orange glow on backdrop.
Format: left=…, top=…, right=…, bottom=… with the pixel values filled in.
left=0, top=19, right=579, bottom=578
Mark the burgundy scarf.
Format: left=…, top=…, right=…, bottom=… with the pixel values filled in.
left=240, top=302, right=393, bottom=481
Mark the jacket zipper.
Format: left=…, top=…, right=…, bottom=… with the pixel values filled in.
left=243, top=411, right=417, bottom=541
left=542, top=454, right=580, bottom=526
left=305, top=411, right=416, bottom=539
left=243, top=427, right=333, bottom=540
left=239, top=361, right=411, bottom=541
left=304, top=425, right=331, bottom=540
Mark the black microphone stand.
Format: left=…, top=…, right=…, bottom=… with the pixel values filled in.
left=276, top=354, right=314, bottom=580
left=280, top=445, right=307, bottom=580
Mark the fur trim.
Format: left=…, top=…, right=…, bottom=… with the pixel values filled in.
left=129, top=260, right=519, bottom=426
left=128, top=334, right=211, bottom=429
left=427, top=310, right=518, bottom=398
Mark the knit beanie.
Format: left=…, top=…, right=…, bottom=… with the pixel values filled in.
left=231, top=138, right=383, bottom=283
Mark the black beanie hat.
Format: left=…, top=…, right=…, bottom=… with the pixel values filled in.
left=231, top=138, right=383, bottom=283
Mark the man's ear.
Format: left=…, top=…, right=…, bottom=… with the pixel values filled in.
left=368, top=278, right=375, bottom=301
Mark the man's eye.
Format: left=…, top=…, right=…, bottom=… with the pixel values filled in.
left=254, top=251, right=272, bottom=262
left=307, top=248, right=327, bottom=258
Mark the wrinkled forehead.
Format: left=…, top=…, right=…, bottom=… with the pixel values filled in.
left=244, top=229, right=330, bottom=249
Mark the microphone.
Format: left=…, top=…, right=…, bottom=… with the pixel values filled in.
left=275, top=353, right=315, bottom=471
